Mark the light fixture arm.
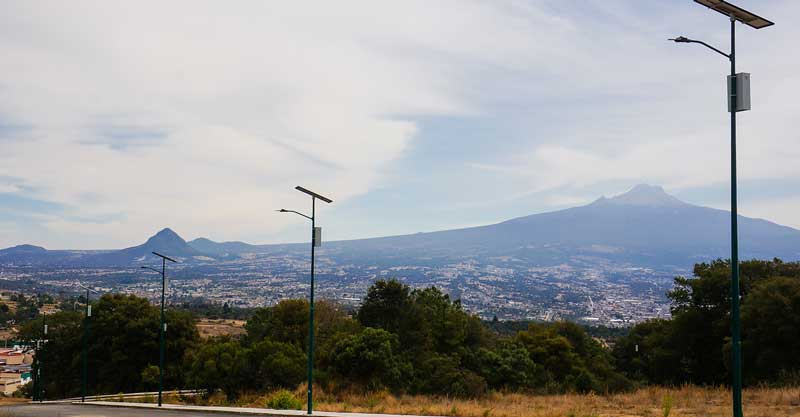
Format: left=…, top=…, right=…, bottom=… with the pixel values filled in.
left=669, top=37, right=730, bottom=59
left=278, top=209, right=313, bottom=221
left=141, top=266, right=162, bottom=275
left=76, top=281, right=100, bottom=294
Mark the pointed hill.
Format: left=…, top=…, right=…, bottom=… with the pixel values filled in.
left=81, top=228, right=210, bottom=266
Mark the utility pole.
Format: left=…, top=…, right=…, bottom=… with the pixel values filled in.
left=279, top=186, right=333, bottom=414
left=142, top=251, right=177, bottom=407
left=77, top=281, right=100, bottom=403
left=38, top=312, right=47, bottom=403
left=670, top=2, right=773, bottom=415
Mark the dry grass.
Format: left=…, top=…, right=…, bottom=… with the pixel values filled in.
left=196, top=319, right=246, bottom=339
left=173, top=385, right=800, bottom=417
left=0, top=398, right=29, bottom=406
left=0, top=302, right=18, bottom=314
left=0, top=328, right=18, bottom=341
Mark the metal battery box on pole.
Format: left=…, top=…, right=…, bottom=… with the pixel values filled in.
left=278, top=186, right=333, bottom=415
left=670, top=2, right=773, bottom=416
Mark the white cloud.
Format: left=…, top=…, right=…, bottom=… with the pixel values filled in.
left=0, top=184, right=20, bottom=194
left=467, top=0, right=800, bottom=210
left=0, top=0, right=562, bottom=248
left=1, top=1, right=798, bottom=248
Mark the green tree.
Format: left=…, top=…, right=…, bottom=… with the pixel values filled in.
left=612, top=319, right=682, bottom=385
left=475, top=341, right=542, bottom=390
left=186, top=338, right=247, bottom=399
left=356, top=279, right=411, bottom=335
left=354, top=280, right=497, bottom=396
left=414, top=353, right=487, bottom=397
left=616, top=258, right=800, bottom=387
left=245, top=299, right=309, bottom=347
left=20, top=311, right=83, bottom=399
left=14, top=295, right=40, bottom=323
left=741, top=276, right=800, bottom=383
left=22, top=294, right=200, bottom=398
left=141, top=365, right=161, bottom=390
left=329, top=327, right=411, bottom=390
left=516, top=322, right=627, bottom=393
left=246, top=339, right=306, bottom=390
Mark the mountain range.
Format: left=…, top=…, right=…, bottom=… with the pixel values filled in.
left=2, top=184, right=799, bottom=270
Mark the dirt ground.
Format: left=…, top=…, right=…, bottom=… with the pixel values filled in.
left=0, top=397, right=30, bottom=405
left=195, top=319, right=246, bottom=339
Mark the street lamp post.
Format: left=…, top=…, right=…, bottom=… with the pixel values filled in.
left=37, top=312, right=47, bottom=403
left=142, top=251, right=177, bottom=407
left=279, top=186, right=333, bottom=415
left=77, top=281, right=101, bottom=403
left=670, top=2, right=773, bottom=416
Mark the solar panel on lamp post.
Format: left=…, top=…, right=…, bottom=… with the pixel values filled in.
left=669, top=2, right=773, bottom=416
left=142, top=251, right=177, bottom=407
left=278, top=186, right=333, bottom=415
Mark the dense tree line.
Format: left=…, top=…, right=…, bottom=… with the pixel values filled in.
left=184, top=281, right=629, bottom=398
left=21, top=294, right=199, bottom=399
left=24, top=281, right=626, bottom=400
left=24, top=259, right=800, bottom=401
left=613, top=258, right=800, bottom=386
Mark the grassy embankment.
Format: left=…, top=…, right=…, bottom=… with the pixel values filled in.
left=149, top=385, right=800, bottom=417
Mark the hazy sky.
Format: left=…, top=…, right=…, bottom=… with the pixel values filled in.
left=1, top=1, right=798, bottom=249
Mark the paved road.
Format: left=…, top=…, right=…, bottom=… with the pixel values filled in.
left=1, top=403, right=256, bottom=417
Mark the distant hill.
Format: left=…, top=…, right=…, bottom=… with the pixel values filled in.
left=1, top=244, right=47, bottom=255
left=187, top=237, right=260, bottom=257
left=314, top=184, right=800, bottom=269
left=0, top=244, right=49, bottom=264
left=82, top=228, right=209, bottom=265
left=2, top=185, right=800, bottom=270
left=0, top=228, right=211, bottom=267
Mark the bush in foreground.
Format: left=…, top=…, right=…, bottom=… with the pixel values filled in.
left=266, top=389, right=303, bottom=410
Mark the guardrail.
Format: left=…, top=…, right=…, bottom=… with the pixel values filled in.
left=37, top=389, right=205, bottom=403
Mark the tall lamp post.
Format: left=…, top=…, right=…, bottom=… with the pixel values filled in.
left=670, top=2, right=773, bottom=416
left=37, top=312, right=47, bottom=403
left=142, top=251, right=177, bottom=407
left=76, top=281, right=101, bottom=403
left=278, top=186, right=333, bottom=415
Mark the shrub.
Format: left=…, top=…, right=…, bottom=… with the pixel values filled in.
left=266, top=389, right=303, bottom=410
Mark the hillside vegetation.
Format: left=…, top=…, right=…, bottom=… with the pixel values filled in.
left=20, top=258, right=800, bottom=406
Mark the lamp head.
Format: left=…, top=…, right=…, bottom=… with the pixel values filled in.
left=278, top=209, right=288, bottom=213
left=669, top=36, right=691, bottom=43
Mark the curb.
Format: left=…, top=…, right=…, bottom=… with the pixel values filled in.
left=76, top=401, right=299, bottom=416
left=74, top=401, right=447, bottom=417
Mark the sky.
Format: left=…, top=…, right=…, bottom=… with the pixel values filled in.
left=1, top=0, right=799, bottom=249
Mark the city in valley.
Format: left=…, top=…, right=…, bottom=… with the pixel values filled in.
left=0, top=249, right=673, bottom=327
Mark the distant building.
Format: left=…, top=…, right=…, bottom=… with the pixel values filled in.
left=0, top=348, right=33, bottom=396
left=0, top=378, right=22, bottom=395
